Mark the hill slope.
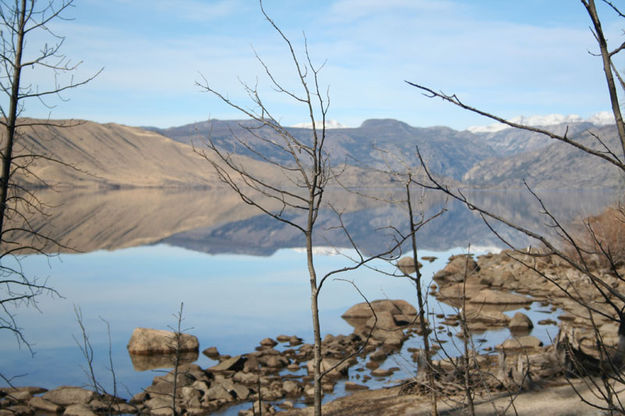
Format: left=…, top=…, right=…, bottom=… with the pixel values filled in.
left=15, top=120, right=221, bottom=188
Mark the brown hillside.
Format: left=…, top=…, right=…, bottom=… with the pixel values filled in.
left=13, top=119, right=222, bottom=188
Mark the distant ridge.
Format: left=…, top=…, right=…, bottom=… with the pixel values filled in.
left=8, top=115, right=622, bottom=191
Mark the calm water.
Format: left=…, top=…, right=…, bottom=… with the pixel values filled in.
left=0, top=245, right=560, bottom=397
left=0, top=187, right=618, bottom=414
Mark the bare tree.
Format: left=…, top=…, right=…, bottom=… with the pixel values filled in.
left=407, top=0, right=625, bottom=413
left=0, top=0, right=99, bottom=350
left=195, top=3, right=421, bottom=414
left=194, top=2, right=348, bottom=413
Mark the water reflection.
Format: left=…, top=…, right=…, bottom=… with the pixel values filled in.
left=129, top=351, right=199, bottom=372
left=19, top=187, right=622, bottom=256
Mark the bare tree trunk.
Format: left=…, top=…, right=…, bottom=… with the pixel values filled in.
left=307, top=237, right=323, bottom=415
left=0, top=0, right=26, bottom=240
left=582, top=0, right=625, bottom=158
left=405, top=179, right=438, bottom=415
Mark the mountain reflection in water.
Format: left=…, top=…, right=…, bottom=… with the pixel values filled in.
left=24, top=187, right=623, bottom=256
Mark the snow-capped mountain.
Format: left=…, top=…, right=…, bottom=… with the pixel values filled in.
left=466, top=112, right=614, bottom=134
left=291, top=120, right=345, bottom=129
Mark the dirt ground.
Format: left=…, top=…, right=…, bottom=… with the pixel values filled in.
left=279, top=376, right=621, bottom=415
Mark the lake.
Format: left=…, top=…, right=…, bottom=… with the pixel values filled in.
left=0, top=187, right=620, bottom=413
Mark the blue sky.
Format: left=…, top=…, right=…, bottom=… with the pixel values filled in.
left=16, top=0, right=625, bottom=129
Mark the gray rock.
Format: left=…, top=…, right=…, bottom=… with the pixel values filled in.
left=0, top=387, right=46, bottom=396
left=233, top=371, right=258, bottom=385
left=180, top=387, right=201, bottom=409
left=282, top=380, right=300, bottom=396
left=230, top=383, right=250, bottom=400
left=4, top=390, right=32, bottom=403
left=208, top=355, right=247, bottom=372
left=1, top=405, right=32, bottom=416
left=205, top=384, right=234, bottom=402
left=43, top=387, right=96, bottom=406
left=29, top=397, right=62, bottom=413
left=63, top=404, right=97, bottom=416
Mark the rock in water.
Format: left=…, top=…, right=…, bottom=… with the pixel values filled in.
left=396, top=256, right=423, bottom=275
left=509, top=312, right=534, bottom=331
left=127, top=327, right=199, bottom=355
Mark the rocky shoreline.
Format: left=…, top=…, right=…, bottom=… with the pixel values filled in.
left=2, top=249, right=623, bottom=416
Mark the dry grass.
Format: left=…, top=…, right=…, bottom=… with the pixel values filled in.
left=563, top=203, right=625, bottom=269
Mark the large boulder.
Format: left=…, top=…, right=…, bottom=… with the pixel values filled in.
left=342, top=299, right=417, bottom=349
left=341, top=299, right=417, bottom=324
left=42, top=387, right=95, bottom=406
left=127, top=328, right=199, bottom=355
left=433, top=255, right=479, bottom=283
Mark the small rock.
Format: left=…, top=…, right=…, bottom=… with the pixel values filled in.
left=208, top=355, right=247, bottom=372
left=282, top=380, right=300, bottom=396
left=279, top=400, right=294, bottom=409
left=509, top=312, right=534, bottom=331
left=260, top=338, right=278, bottom=347
left=289, top=336, right=303, bottom=346
left=202, top=346, right=219, bottom=359
left=371, top=368, right=395, bottom=377
left=397, top=256, right=423, bottom=275
left=344, top=382, right=369, bottom=391
left=497, top=335, right=543, bottom=351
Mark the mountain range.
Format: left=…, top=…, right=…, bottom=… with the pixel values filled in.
left=9, top=116, right=623, bottom=255
left=13, top=116, right=625, bottom=190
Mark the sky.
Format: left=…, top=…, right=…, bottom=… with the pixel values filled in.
left=12, top=0, right=625, bottom=130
